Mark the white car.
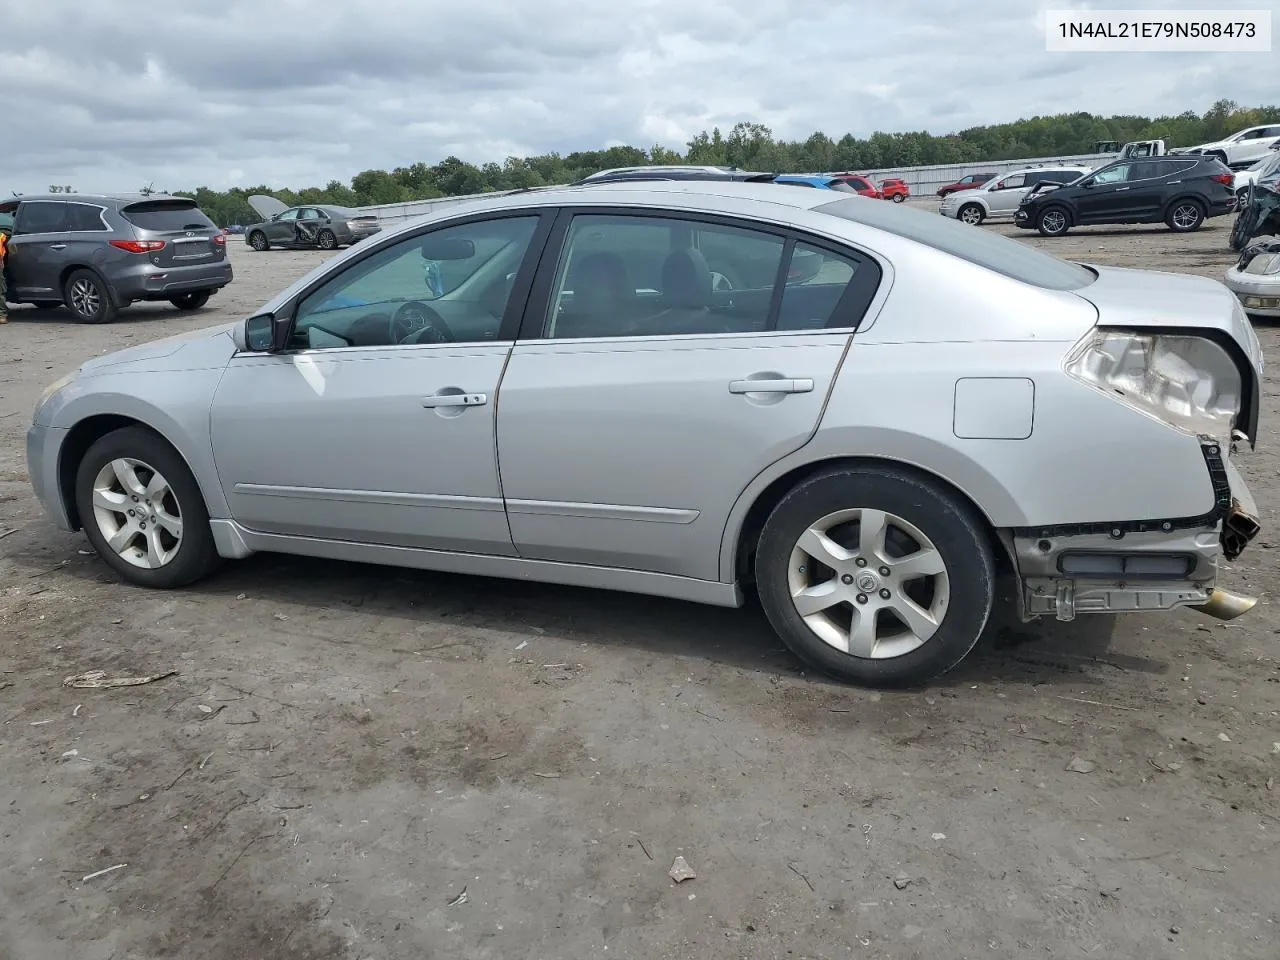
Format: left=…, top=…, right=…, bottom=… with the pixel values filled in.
left=939, top=166, right=1092, bottom=225
left=1231, top=152, right=1280, bottom=204
left=1226, top=238, right=1280, bottom=318
left=1177, top=125, right=1280, bottom=169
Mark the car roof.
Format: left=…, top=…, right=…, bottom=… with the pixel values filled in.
left=773, top=174, right=838, bottom=186
left=0, top=193, right=194, bottom=213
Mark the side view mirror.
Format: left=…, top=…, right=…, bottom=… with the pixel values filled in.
left=239, top=312, right=292, bottom=352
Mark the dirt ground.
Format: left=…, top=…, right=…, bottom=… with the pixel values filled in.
left=2, top=206, right=1279, bottom=960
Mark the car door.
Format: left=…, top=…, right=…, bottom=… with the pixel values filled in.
left=986, top=172, right=1027, bottom=215
left=209, top=211, right=552, bottom=553
left=494, top=208, right=882, bottom=581
left=270, top=208, right=301, bottom=245
left=1074, top=163, right=1136, bottom=222
left=6, top=200, right=69, bottom=299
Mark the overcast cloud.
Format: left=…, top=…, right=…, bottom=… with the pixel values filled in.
left=1, top=0, right=1274, bottom=194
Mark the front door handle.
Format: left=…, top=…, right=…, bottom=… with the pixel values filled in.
left=729, top=378, right=814, bottom=395
left=49, top=243, right=67, bottom=250
left=422, top=392, right=487, bottom=408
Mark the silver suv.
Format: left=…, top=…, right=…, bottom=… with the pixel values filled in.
left=0, top=194, right=233, bottom=323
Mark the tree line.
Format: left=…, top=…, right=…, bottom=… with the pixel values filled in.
left=173, top=99, right=1278, bottom=226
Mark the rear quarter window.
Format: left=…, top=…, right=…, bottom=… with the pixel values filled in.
left=120, top=201, right=217, bottom=232
left=816, top=196, right=1096, bottom=291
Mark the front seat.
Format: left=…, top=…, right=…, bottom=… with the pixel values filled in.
left=556, top=252, right=635, bottom=338
left=647, top=248, right=715, bottom=334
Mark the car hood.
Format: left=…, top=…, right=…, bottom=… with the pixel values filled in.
left=247, top=194, right=289, bottom=219
left=78, top=322, right=241, bottom=376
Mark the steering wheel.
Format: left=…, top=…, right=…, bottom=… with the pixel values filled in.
left=391, top=301, right=455, bottom=344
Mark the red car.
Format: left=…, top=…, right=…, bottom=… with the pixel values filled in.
left=828, top=173, right=882, bottom=199
left=879, top=178, right=910, bottom=202
left=936, top=173, right=996, bottom=197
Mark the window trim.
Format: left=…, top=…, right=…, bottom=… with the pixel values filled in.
left=514, top=206, right=884, bottom=343
left=251, top=208, right=556, bottom=356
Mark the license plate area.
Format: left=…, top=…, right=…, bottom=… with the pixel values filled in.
left=171, top=237, right=214, bottom=260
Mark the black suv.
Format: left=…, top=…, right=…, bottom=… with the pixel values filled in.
left=573, top=165, right=777, bottom=185
left=0, top=194, right=232, bottom=323
left=1014, top=156, right=1235, bottom=237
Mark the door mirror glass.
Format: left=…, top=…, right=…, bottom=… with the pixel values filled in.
left=243, top=312, right=291, bottom=352
left=419, top=236, right=476, bottom=260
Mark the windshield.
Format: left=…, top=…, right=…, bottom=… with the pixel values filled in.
left=816, top=196, right=1096, bottom=290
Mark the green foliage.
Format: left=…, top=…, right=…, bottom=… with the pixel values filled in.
left=180, top=101, right=1280, bottom=225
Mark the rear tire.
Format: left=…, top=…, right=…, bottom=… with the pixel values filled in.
left=1166, top=199, right=1205, bottom=233
left=892, top=193, right=905, bottom=203
left=248, top=231, right=269, bottom=252
left=754, top=465, right=996, bottom=688
left=64, top=269, right=117, bottom=324
left=169, top=291, right=211, bottom=310
left=316, top=229, right=338, bottom=250
left=74, top=427, right=220, bottom=589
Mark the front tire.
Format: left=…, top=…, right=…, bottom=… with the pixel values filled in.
left=754, top=465, right=996, bottom=688
left=1166, top=199, right=1205, bottom=233
left=958, top=203, right=985, bottom=225
left=169, top=291, right=211, bottom=310
left=1036, top=207, right=1070, bottom=237
left=74, top=427, right=220, bottom=589
left=64, top=269, right=117, bottom=324
left=248, top=231, right=269, bottom=252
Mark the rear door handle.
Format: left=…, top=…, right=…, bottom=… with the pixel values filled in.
left=729, top=378, right=814, bottom=395
left=49, top=244, right=67, bottom=250
left=422, top=392, right=487, bottom=408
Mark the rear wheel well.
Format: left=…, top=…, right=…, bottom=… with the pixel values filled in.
left=58, top=416, right=168, bottom=529
left=732, top=457, right=1008, bottom=589
left=58, top=264, right=119, bottom=306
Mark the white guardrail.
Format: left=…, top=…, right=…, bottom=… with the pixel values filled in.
left=355, top=151, right=1119, bottom=227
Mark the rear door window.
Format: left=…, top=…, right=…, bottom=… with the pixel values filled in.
left=121, top=201, right=217, bottom=232
left=14, top=201, right=67, bottom=234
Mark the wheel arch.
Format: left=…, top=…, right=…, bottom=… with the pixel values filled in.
left=56, top=408, right=225, bottom=531
left=722, top=453, right=1012, bottom=587
left=60, top=263, right=122, bottom=307
left=1162, top=193, right=1207, bottom=217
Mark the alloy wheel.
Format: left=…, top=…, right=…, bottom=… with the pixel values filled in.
left=1041, top=210, right=1067, bottom=234
left=70, top=278, right=100, bottom=318
left=91, top=458, right=184, bottom=569
left=787, top=507, right=950, bottom=659
left=960, top=206, right=982, bottom=225
left=1172, top=204, right=1201, bottom=229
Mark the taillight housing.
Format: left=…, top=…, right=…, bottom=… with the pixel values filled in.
left=110, top=240, right=166, bottom=253
left=212, top=234, right=226, bottom=245
left=1212, top=173, right=1234, bottom=186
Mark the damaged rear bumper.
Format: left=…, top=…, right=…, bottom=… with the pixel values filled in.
left=1010, top=443, right=1261, bottom=622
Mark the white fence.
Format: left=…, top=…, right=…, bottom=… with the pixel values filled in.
left=355, top=151, right=1120, bottom=226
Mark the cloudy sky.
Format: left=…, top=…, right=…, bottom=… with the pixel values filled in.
left=2, top=0, right=1274, bottom=194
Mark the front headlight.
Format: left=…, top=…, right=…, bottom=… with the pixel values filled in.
left=34, top=370, right=76, bottom=422
left=1262, top=254, right=1280, bottom=275
left=1064, top=330, right=1242, bottom=445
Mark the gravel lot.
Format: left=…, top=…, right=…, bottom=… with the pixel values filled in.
left=2, top=208, right=1279, bottom=960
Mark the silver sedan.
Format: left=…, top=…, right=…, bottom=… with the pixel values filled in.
left=26, top=182, right=1265, bottom=687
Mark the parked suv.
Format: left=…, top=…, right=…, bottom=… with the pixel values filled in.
left=0, top=194, right=232, bottom=323
left=940, top=166, right=1092, bottom=224
left=1015, top=156, right=1235, bottom=237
